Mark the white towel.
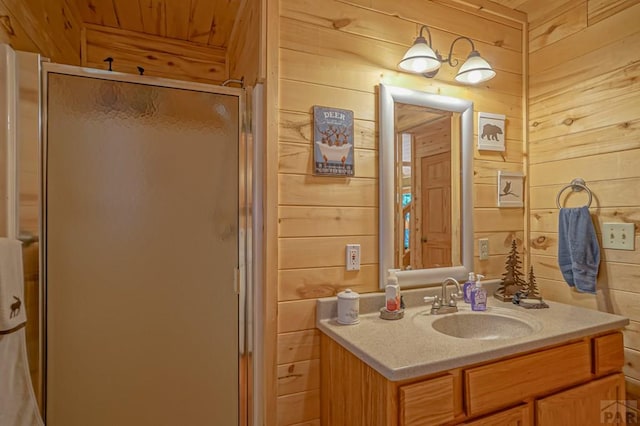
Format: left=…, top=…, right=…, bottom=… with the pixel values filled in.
left=0, top=329, right=44, bottom=426
left=0, top=237, right=44, bottom=425
left=0, top=238, right=26, bottom=332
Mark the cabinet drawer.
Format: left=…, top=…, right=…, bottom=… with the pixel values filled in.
left=465, top=341, right=591, bottom=416
left=400, top=374, right=455, bottom=426
left=594, top=332, right=624, bottom=375
left=463, top=403, right=530, bottom=425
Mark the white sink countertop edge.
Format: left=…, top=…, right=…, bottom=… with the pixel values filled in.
left=316, top=285, right=629, bottom=382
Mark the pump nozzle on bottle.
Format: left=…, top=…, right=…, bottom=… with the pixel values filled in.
left=471, top=274, right=487, bottom=311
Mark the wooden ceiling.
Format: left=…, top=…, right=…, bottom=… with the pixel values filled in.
left=72, top=0, right=242, bottom=48
left=68, top=1, right=558, bottom=54
left=488, top=0, right=576, bottom=22
left=488, top=0, right=531, bottom=9
left=395, top=103, right=451, bottom=134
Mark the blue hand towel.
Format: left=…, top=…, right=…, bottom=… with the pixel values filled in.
left=557, top=206, right=600, bottom=294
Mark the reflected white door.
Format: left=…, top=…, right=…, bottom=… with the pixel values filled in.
left=44, top=72, right=240, bottom=426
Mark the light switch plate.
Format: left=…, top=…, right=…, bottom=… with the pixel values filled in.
left=346, top=244, right=361, bottom=271
left=602, top=223, right=635, bottom=251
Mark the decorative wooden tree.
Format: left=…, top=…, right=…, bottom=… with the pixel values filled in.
left=516, top=265, right=548, bottom=308
left=519, top=271, right=530, bottom=295
left=494, top=240, right=526, bottom=301
left=523, top=265, right=540, bottom=298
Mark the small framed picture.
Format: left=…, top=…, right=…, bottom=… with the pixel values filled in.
left=478, top=112, right=506, bottom=151
left=313, top=106, right=355, bottom=176
left=497, top=171, right=524, bottom=208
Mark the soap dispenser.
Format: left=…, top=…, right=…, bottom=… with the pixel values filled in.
left=380, top=269, right=404, bottom=320
left=385, top=269, right=401, bottom=312
left=463, top=272, right=476, bottom=303
left=470, top=274, right=487, bottom=311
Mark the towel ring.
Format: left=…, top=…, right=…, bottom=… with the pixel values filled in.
left=556, top=178, right=593, bottom=209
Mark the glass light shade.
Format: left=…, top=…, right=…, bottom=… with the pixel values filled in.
left=455, top=51, right=496, bottom=84
left=398, top=37, right=441, bottom=74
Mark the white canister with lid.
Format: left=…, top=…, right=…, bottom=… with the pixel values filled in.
left=337, top=289, right=360, bottom=325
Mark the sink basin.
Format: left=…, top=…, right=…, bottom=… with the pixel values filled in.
left=430, top=311, right=540, bottom=340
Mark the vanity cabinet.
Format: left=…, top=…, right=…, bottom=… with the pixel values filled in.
left=321, top=331, right=625, bottom=426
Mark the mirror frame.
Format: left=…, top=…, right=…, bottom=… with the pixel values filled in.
left=379, top=84, right=474, bottom=289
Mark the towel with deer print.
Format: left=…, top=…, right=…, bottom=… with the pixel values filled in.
left=0, top=238, right=26, bottom=333
left=0, top=238, right=44, bottom=425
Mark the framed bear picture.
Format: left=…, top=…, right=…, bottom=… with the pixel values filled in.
left=478, top=112, right=506, bottom=151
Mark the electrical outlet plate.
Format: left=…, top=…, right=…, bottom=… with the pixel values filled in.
left=479, top=238, right=489, bottom=260
left=602, top=223, right=635, bottom=251
left=346, top=244, right=361, bottom=271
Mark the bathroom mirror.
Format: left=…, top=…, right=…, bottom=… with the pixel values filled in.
left=379, top=84, right=473, bottom=288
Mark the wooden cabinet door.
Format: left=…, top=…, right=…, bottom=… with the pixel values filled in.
left=464, top=404, right=530, bottom=426
left=400, top=374, right=455, bottom=426
left=594, top=333, right=625, bottom=376
left=536, top=373, right=626, bottom=425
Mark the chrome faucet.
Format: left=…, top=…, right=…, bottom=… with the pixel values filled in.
left=424, top=277, right=463, bottom=315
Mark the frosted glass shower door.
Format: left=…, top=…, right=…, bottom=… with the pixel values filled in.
left=44, top=72, right=240, bottom=426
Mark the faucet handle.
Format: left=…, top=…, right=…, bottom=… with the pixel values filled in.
left=448, top=294, right=458, bottom=307
left=451, top=289, right=464, bottom=300
left=424, top=295, right=441, bottom=306
left=425, top=295, right=442, bottom=315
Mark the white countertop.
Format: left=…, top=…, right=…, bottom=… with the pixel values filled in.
left=317, top=288, right=628, bottom=381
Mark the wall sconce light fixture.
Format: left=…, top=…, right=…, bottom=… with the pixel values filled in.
left=398, top=25, right=496, bottom=85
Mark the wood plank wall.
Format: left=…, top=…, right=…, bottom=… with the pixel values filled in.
left=228, top=0, right=261, bottom=84
left=81, top=24, right=227, bottom=84
left=275, top=1, right=525, bottom=423
left=13, top=50, right=43, bottom=411
left=526, top=0, right=640, bottom=399
left=0, top=0, right=81, bottom=237
left=0, top=0, right=82, bottom=65
left=16, top=51, right=40, bottom=236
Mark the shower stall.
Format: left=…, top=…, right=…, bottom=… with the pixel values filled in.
left=2, top=46, right=258, bottom=425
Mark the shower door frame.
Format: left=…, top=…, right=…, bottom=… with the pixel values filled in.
left=39, top=62, right=253, bottom=425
